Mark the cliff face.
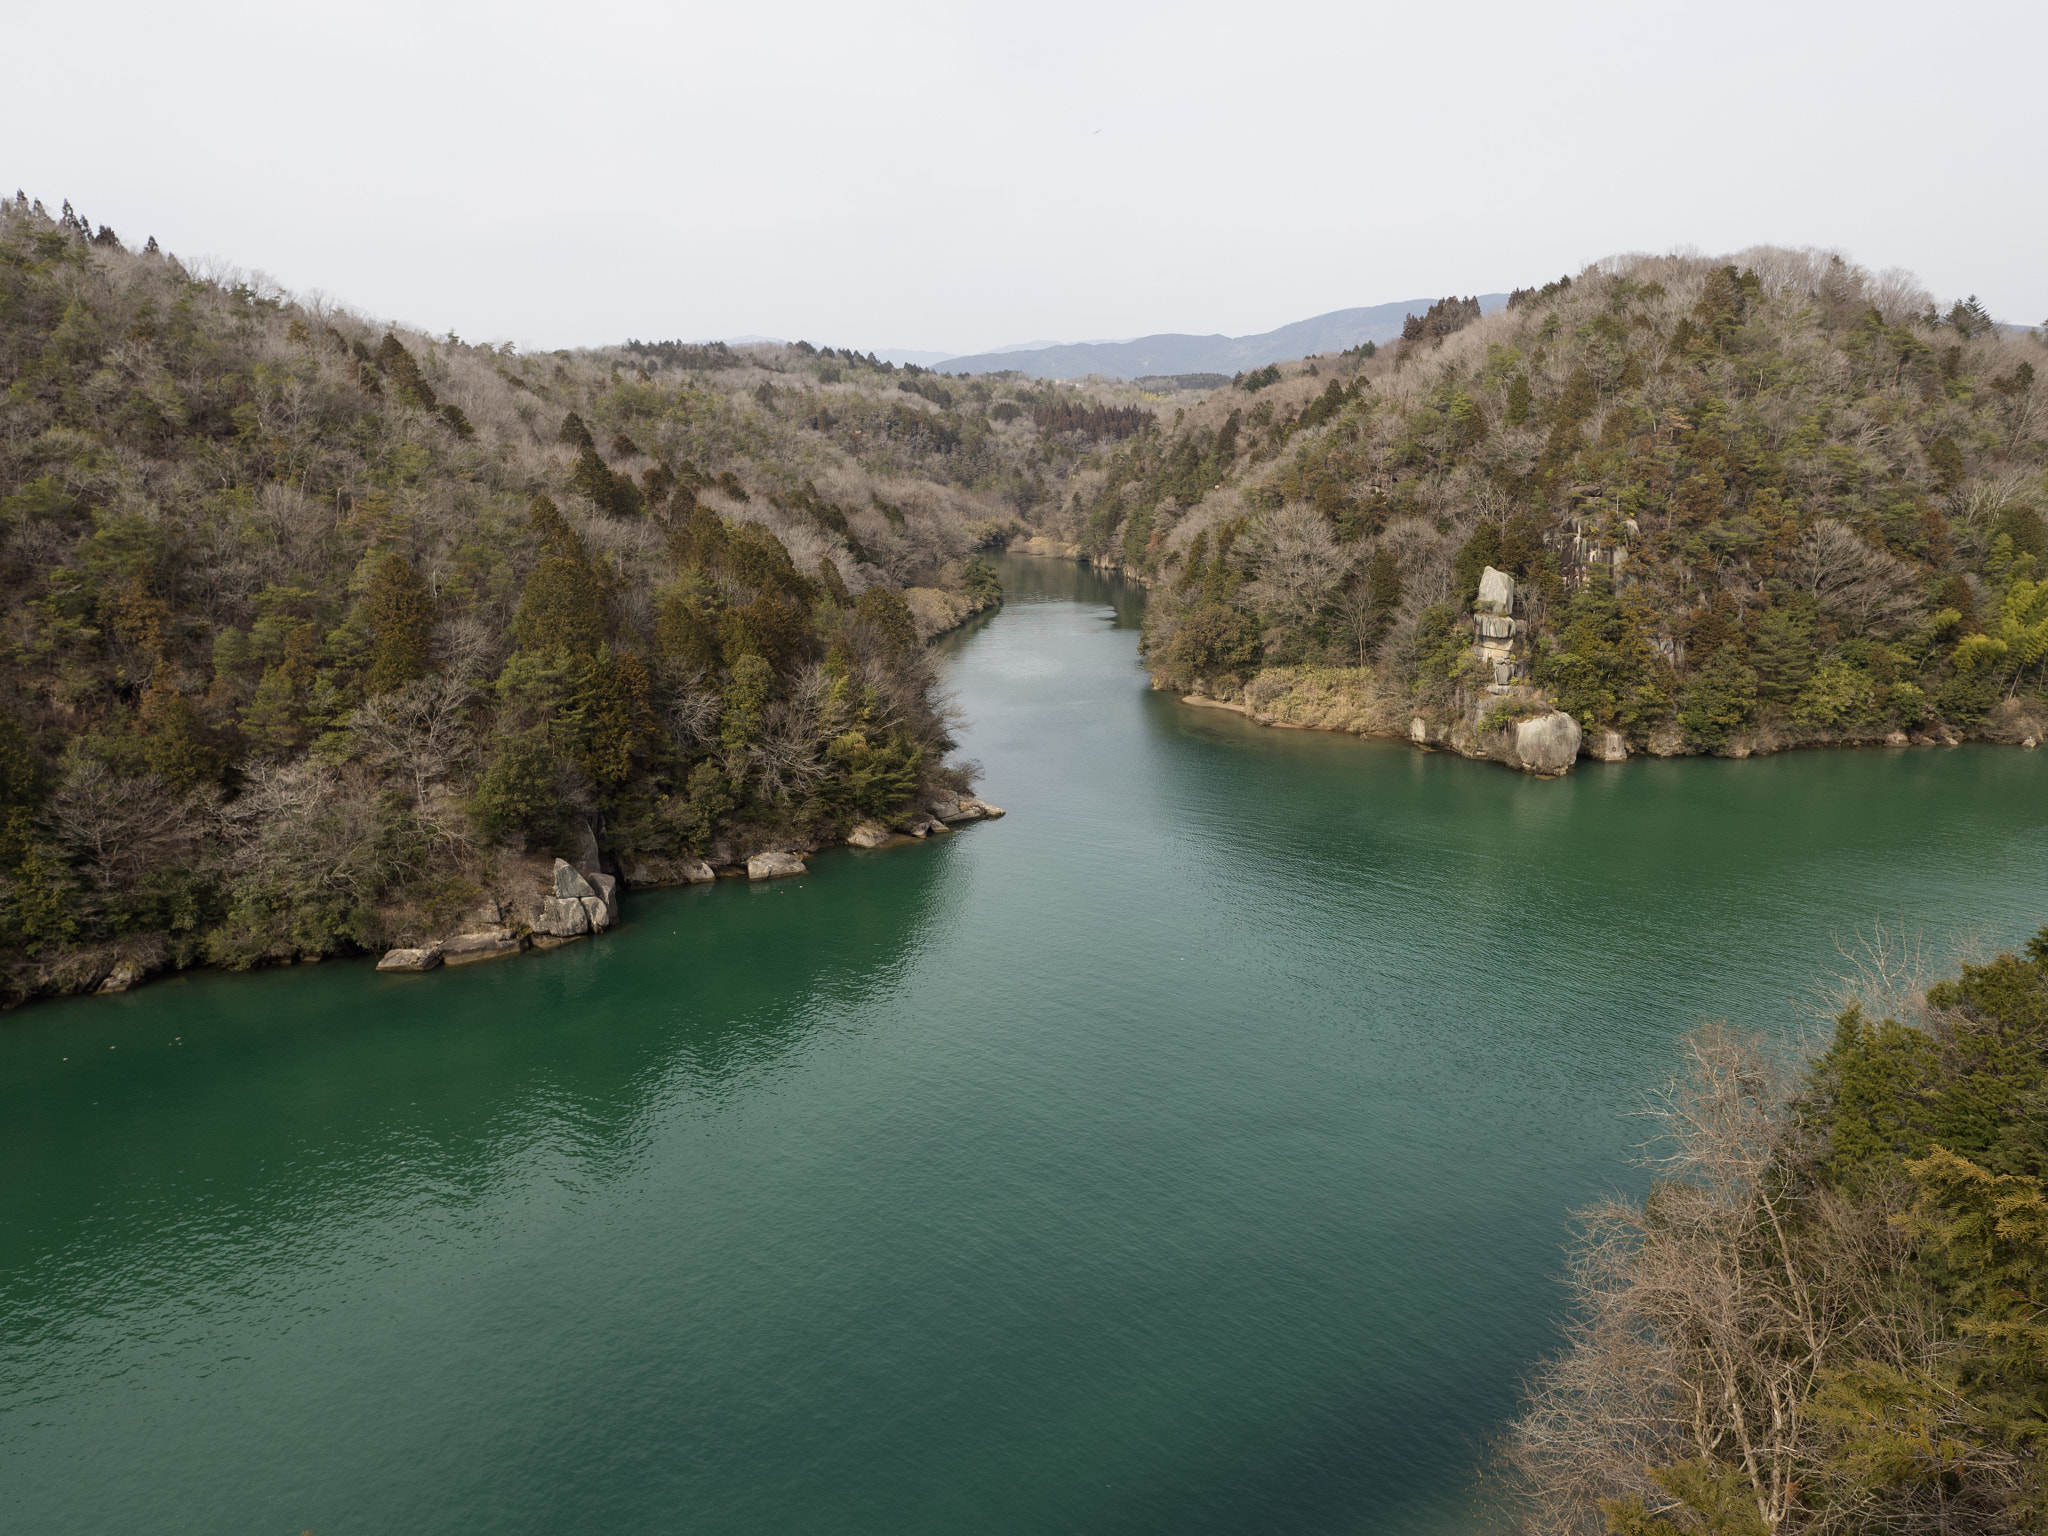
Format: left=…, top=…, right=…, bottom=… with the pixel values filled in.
left=1090, top=248, right=2048, bottom=772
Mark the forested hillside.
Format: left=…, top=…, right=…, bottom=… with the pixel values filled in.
left=1505, top=930, right=2048, bottom=1534
left=1084, top=250, right=2048, bottom=760
left=0, top=197, right=1141, bottom=1004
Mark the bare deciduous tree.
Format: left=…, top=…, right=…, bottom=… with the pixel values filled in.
left=347, top=675, right=474, bottom=824
left=1244, top=501, right=1351, bottom=629
left=1785, top=520, right=1925, bottom=636
left=1502, top=1026, right=1920, bottom=1536
left=44, top=759, right=206, bottom=890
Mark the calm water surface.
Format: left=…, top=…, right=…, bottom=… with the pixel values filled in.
left=4, top=557, right=2045, bottom=1534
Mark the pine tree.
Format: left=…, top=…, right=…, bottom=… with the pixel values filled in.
left=240, top=665, right=304, bottom=755
left=1750, top=604, right=1816, bottom=704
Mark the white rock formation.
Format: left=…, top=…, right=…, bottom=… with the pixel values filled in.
left=747, top=851, right=808, bottom=881
left=1513, top=711, right=1582, bottom=776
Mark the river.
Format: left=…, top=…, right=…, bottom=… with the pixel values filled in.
left=3, top=555, right=2044, bottom=1534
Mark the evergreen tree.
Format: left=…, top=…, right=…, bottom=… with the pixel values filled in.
left=527, top=494, right=589, bottom=565
left=1504, top=372, right=1532, bottom=427
left=1927, top=433, right=1965, bottom=493
left=1554, top=364, right=1597, bottom=428
left=1677, top=646, right=1758, bottom=748
left=139, top=679, right=216, bottom=789
left=359, top=554, right=434, bottom=696
left=1366, top=546, right=1402, bottom=645
left=1750, top=604, right=1816, bottom=704
left=655, top=586, right=722, bottom=674
left=816, top=556, right=852, bottom=609
left=1454, top=522, right=1504, bottom=596
left=469, top=727, right=561, bottom=847
left=240, top=665, right=303, bottom=756
left=853, top=586, right=917, bottom=658
left=720, top=654, right=775, bottom=755
left=1535, top=572, right=1673, bottom=734
left=515, top=557, right=607, bottom=656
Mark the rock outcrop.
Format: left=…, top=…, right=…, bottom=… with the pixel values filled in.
left=440, top=930, right=524, bottom=965
left=927, top=795, right=1006, bottom=823
left=1472, top=566, right=1528, bottom=693
left=1587, top=728, right=1628, bottom=762
left=1511, top=711, right=1583, bottom=776
left=535, top=858, right=618, bottom=937
left=747, top=851, right=808, bottom=881
left=376, top=947, right=442, bottom=972
left=96, top=963, right=140, bottom=994
left=621, top=854, right=716, bottom=887
left=847, top=823, right=895, bottom=849
left=1647, top=724, right=1687, bottom=758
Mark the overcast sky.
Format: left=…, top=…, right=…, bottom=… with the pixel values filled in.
left=8, top=0, right=2043, bottom=354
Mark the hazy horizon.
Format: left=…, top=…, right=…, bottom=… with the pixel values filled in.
left=7, top=0, right=2044, bottom=353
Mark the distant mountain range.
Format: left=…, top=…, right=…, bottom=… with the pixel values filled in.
left=927, top=297, right=1511, bottom=379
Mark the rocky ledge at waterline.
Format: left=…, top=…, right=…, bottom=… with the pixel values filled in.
left=82, top=797, right=1006, bottom=996
left=1170, top=560, right=2047, bottom=779
left=1184, top=676, right=2043, bottom=779
left=363, top=796, right=1006, bottom=979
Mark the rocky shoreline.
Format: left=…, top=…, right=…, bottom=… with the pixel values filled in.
left=61, top=795, right=1007, bottom=1002
left=1167, top=560, right=2047, bottom=779
left=365, top=793, right=1008, bottom=980
left=1178, top=676, right=2044, bottom=779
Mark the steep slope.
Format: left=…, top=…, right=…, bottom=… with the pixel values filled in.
left=1067, top=250, right=2048, bottom=763
left=937, top=296, right=1510, bottom=379
left=0, top=199, right=1141, bottom=1005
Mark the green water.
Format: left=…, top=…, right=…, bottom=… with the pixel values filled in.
left=4, top=557, right=2045, bottom=1535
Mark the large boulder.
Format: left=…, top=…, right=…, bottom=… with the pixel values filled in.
left=1513, top=711, right=1582, bottom=776
left=1587, top=728, right=1628, bottom=763
left=1477, top=565, right=1515, bottom=614
left=587, top=871, right=619, bottom=928
left=553, top=859, right=596, bottom=899
left=377, top=947, right=443, bottom=972
left=748, top=851, right=808, bottom=881
left=847, top=822, right=895, bottom=849
left=537, top=896, right=592, bottom=937
left=963, top=798, right=1004, bottom=819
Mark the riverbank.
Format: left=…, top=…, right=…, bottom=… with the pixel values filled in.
left=1003, top=549, right=2047, bottom=778
left=10, top=792, right=1007, bottom=1010
left=1175, top=663, right=2046, bottom=777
